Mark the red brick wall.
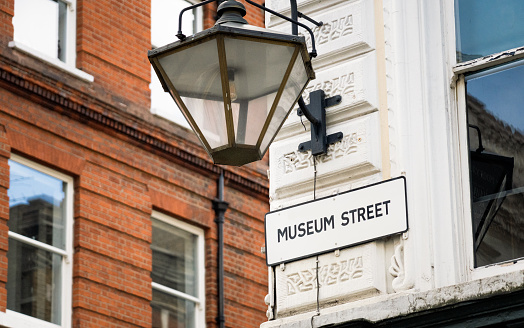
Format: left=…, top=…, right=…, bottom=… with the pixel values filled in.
left=241, top=0, right=266, bottom=27
left=0, top=1, right=13, bottom=48
left=76, top=0, right=152, bottom=117
left=0, top=0, right=270, bottom=327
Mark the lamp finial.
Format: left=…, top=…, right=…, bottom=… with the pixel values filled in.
left=216, top=0, right=248, bottom=25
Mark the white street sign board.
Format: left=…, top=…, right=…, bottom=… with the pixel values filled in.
left=265, top=177, right=408, bottom=266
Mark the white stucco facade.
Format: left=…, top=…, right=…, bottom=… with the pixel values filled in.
left=262, top=0, right=524, bottom=326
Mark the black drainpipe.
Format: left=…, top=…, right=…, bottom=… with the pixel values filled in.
left=213, top=171, right=228, bottom=328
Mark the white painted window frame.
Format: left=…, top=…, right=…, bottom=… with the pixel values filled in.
left=447, top=0, right=524, bottom=281
left=9, top=0, right=94, bottom=82
left=0, top=155, right=74, bottom=328
left=151, top=211, right=206, bottom=328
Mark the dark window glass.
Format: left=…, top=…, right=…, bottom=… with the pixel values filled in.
left=7, top=239, right=62, bottom=323
left=455, top=0, right=524, bottom=62
left=151, top=289, right=195, bottom=328
left=466, top=61, right=524, bottom=267
left=151, top=219, right=197, bottom=296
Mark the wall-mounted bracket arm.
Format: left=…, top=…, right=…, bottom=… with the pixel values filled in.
left=297, top=90, right=343, bottom=156
left=176, top=0, right=217, bottom=40
left=297, top=11, right=323, bottom=27
left=244, top=0, right=318, bottom=57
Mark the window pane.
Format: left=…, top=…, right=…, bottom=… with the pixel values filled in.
left=151, top=219, right=198, bottom=296
left=13, top=0, right=61, bottom=60
left=466, top=61, right=524, bottom=267
left=151, top=289, right=195, bottom=328
left=57, top=0, right=67, bottom=61
left=8, top=160, right=67, bottom=249
left=6, top=239, right=62, bottom=324
left=455, top=0, right=524, bottom=62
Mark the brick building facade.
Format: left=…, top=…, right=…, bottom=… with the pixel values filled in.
left=0, top=0, right=268, bottom=327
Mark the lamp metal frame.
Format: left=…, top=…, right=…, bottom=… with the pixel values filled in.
left=157, top=0, right=343, bottom=163
left=149, top=21, right=315, bottom=165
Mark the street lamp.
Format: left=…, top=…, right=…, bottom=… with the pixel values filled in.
left=149, top=0, right=342, bottom=166
left=149, top=0, right=315, bottom=166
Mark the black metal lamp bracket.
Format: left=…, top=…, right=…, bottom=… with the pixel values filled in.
left=176, top=0, right=217, bottom=40
left=176, top=0, right=322, bottom=58
left=297, top=90, right=343, bottom=155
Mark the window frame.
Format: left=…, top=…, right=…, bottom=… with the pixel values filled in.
left=451, top=1, right=524, bottom=279
left=150, top=211, right=206, bottom=328
left=1, top=155, right=74, bottom=328
left=9, top=0, right=94, bottom=82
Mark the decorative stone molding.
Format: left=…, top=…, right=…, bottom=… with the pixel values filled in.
left=267, top=0, right=375, bottom=66
left=302, top=73, right=355, bottom=104
left=388, top=236, right=414, bottom=292
left=282, top=133, right=358, bottom=173
left=302, top=14, right=354, bottom=49
left=286, top=256, right=363, bottom=295
left=264, top=294, right=274, bottom=320
left=389, top=242, right=405, bottom=292
left=270, top=112, right=381, bottom=201
left=265, top=266, right=276, bottom=320
left=275, top=243, right=385, bottom=316
left=276, top=52, right=378, bottom=140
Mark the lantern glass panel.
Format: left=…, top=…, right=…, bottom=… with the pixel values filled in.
left=260, top=53, right=309, bottom=154
left=158, top=39, right=228, bottom=149
left=225, top=38, right=295, bottom=145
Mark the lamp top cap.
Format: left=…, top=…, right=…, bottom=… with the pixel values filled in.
left=216, top=0, right=248, bottom=25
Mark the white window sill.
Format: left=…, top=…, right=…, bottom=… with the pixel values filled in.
left=0, top=310, right=63, bottom=328
left=8, top=41, right=94, bottom=83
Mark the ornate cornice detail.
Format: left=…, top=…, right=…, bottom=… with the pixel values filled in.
left=0, top=66, right=268, bottom=197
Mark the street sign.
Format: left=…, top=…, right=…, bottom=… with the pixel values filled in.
left=265, top=176, right=408, bottom=266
